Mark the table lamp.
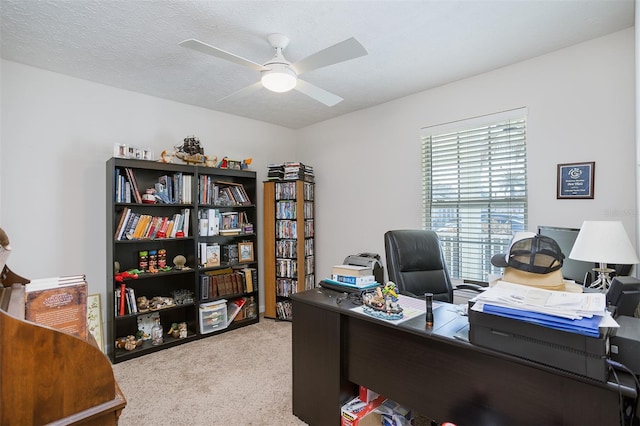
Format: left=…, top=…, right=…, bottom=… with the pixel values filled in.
left=569, top=221, right=639, bottom=290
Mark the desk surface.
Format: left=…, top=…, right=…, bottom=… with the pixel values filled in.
left=291, top=287, right=637, bottom=426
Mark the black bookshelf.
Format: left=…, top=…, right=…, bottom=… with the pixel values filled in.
left=106, top=157, right=259, bottom=363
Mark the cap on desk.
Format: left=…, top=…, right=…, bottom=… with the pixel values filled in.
left=491, top=232, right=582, bottom=292
left=491, top=232, right=564, bottom=274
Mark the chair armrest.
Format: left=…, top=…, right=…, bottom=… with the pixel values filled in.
left=399, top=290, right=420, bottom=298
left=454, top=283, right=486, bottom=293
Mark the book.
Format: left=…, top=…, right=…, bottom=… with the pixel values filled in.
left=24, top=275, right=89, bottom=340
left=182, top=208, right=191, bottom=236
left=205, top=244, right=221, bottom=267
left=114, top=207, right=131, bottom=240
left=331, top=274, right=376, bottom=285
left=119, top=283, right=126, bottom=315
left=226, top=297, right=246, bottom=325
left=124, top=168, right=142, bottom=203
left=322, top=278, right=379, bottom=291
left=244, top=268, right=254, bottom=293
left=332, top=264, right=373, bottom=277
left=120, top=211, right=139, bottom=240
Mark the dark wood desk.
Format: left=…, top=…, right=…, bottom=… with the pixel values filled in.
left=291, top=288, right=637, bottom=426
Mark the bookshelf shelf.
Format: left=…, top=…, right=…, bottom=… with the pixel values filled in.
left=263, top=178, right=315, bottom=320
left=107, top=157, right=259, bottom=363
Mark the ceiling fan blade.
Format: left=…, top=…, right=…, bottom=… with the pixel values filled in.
left=217, top=81, right=263, bottom=103
left=292, top=37, right=367, bottom=75
left=180, top=39, right=268, bottom=72
left=294, top=79, right=343, bottom=107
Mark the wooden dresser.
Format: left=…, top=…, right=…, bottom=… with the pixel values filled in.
left=1, top=266, right=126, bottom=425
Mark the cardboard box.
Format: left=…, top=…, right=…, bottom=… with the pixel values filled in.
left=341, top=395, right=386, bottom=426
left=359, top=385, right=380, bottom=404
left=378, top=399, right=413, bottom=426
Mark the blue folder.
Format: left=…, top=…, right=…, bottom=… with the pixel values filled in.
left=482, top=304, right=602, bottom=337
left=321, top=278, right=379, bottom=291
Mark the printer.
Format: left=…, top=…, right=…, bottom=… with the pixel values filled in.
left=343, top=253, right=384, bottom=284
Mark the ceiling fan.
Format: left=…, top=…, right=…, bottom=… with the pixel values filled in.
left=179, top=34, right=367, bottom=106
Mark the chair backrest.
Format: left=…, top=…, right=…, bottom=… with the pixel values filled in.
left=384, top=229, right=453, bottom=302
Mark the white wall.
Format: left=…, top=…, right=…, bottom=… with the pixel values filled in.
left=0, top=60, right=297, bottom=311
left=299, top=28, right=636, bottom=282
left=1, top=27, right=635, bottom=319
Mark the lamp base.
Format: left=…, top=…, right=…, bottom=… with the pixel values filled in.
left=587, top=266, right=615, bottom=291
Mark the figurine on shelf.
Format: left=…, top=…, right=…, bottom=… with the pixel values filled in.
left=178, top=322, right=188, bottom=338
left=168, top=322, right=180, bottom=338
left=114, top=270, right=139, bottom=283
left=173, top=255, right=187, bottom=270
left=137, top=296, right=150, bottom=313
left=205, top=155, right=218, bottom=167
left=123, top=335, right=141, bottom=351
left=175, top=135, right=205, bottom=165
left=159, top=149, right=175, bottom=163
left=141, top=189, right=156, bottom=204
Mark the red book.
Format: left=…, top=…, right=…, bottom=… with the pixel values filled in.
left=119, top=283, right=126, bottom=316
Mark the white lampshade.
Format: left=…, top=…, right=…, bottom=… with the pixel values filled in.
left=261, top=64, right=297, bottom=93
left=569, top=221, right=640, bottom=265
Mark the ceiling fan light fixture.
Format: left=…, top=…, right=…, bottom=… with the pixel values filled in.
left=261, top=64, right=297, bottom=93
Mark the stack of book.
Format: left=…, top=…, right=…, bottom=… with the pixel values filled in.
left=329, top=264, right=378, bottom=288
left=267, top=162, right=315, bottom=182
left=267, top=163, right=285, bottom=181
left=284, top=162, right=314, bottom=182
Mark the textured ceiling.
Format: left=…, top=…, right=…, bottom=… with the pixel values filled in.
left=0, top=0, right=635, bottom=129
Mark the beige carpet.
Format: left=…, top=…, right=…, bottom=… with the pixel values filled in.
left=112, top=316, right=307, bottom=426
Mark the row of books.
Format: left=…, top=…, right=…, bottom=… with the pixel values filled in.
left=276, top=220, right=297, bottom=239
left=274, top=181, right=314, bottom=201
left=198, top=242, right=220, bottom=267
left=305, top=256, right=315, bottom=274
left=276, top=239, right=297, bottom=258
left=276, top=258, right=297, bottom=278
left=200, top=267, right=256, bottom=300
left=274, top=201, right=314, bottom=221
left=199, top=177, right=252, bottom=206
left=115, top=284, right=138, bottom=316
left=198, top=209, right=251, bottom=237
left=276, top=299, right=293, bottom=320
left=303, top=201, right=314, bottom=219
left=305, top=274, right=316, bottom=291
left=114, top=207, right=191, bottom=240
left=276, top=201, right=297, bottom=219
left=304, top=219, right=315, bottom=238
left=304, top=238, right=314, bottom=257
left=276, top=278, right=298, bottom=297
left=114, top=168, right=193, bottom=204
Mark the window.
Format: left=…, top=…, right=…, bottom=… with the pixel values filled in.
left=421, top=108, right=527, bottom=282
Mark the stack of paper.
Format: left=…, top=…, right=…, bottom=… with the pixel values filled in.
left=471, top=281, right=617, bottom=337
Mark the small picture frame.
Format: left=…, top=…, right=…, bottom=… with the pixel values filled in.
left=227, top=160, right=242, bottom=170
left=143, top=149, right=154, bottom=161
left=238, top=242, right=254, bottom=263
left=86, top=294, right=105, bottom=353
left=114, top=143, right=127, bottom=158
left=557, top=162, right=595, bottom=199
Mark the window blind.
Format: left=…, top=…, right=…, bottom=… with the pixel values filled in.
left=421, top=110, right=528, bottom=282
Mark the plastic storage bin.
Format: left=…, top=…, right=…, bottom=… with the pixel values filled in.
left=199, top=300, right=228, bottom=334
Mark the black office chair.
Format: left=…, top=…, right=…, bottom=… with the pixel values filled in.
left=384, top=229, right=483, bottom=302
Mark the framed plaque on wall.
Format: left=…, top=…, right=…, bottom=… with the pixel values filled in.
left=557, top=162, right=595, bottom=199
